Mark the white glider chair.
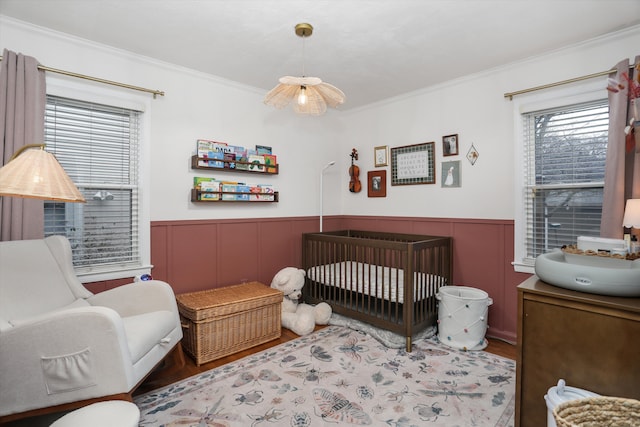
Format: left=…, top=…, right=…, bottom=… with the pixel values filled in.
left=0, top=235, right=184, bottom=423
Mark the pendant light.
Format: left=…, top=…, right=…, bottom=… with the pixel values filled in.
left=264, top=23, right=345, bottom=115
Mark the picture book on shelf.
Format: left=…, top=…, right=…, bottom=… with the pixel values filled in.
left=223, top=152, right=236, bottom=169
left=263, top=154, right=277, bottom=173
left=256, top=145, right=272, bottom=155
left=248, top=154, right=265, bottom=172
left=200, top=181, right=220, bottom=201
left=197, top=139, right=228, bottom=168
left=221, top=181, right=239, bottom=200
left=193, top=176, right=219, bottom=189
left=195, top=140, right=276, bottom=173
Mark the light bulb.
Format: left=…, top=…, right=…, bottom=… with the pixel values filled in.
left=298, top=86, right=307, bottom=105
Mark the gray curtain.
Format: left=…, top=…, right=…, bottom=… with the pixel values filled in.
left=600, top=56, right=640, bottom=238
left=0, top=49, right=46, bottom=241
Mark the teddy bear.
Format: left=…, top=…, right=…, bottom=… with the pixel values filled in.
left=270, top=266, right=332, bottom=336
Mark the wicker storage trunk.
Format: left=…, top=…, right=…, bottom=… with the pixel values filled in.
left=176, top=282, right=283, bottom=365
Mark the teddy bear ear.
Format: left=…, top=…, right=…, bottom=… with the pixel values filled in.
left=300, top=269, right=306, bottom=278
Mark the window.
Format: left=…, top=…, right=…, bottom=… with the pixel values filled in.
left=44, top=95, right=142, bottom=277
left=520, top=99, right=608, bottom=265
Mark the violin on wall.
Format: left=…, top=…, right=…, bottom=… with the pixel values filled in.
left=349, top=148, right=362, bottom=193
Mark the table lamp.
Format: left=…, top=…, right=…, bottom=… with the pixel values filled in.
left=0, top=144, right=85, bottom=202
left=623, top=198, right=640, bottom=253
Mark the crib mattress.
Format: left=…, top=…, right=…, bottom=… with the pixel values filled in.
left=306, top=261, right=445, bottom=304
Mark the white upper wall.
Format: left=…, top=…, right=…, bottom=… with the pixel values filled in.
left=2, top=16, right=639, bottom=222
left=340, top=25, right=640, bottom=220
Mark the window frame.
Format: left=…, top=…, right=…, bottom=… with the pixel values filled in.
left=46, top=76, right=152, bottom=283
left=512, top=79, right=608, bottom=274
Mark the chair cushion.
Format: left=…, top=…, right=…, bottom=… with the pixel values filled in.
left=121, top=310, right=176, bottom=363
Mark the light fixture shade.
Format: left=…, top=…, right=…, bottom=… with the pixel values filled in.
left=623, top=199, right=640, bottom=228
left=264, top=76, right=346, bottom=116
left=0, top=146, right=86, bottom=203
left=264, top=23, right=346, bottom=116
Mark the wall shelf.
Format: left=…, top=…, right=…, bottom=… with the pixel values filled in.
left=191, top=188, right=279, bottom=203
left=191, top=155, right=278, bottom=175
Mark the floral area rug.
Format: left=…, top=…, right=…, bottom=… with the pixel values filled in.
left=135, top=325, right=515, bottom=427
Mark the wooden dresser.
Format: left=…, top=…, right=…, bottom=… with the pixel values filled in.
left=516, top=276, right=640, bottom=427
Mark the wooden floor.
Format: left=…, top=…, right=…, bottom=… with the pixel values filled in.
left=135, top=326, right=516, bottom=396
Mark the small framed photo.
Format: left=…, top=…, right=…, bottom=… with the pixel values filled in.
left=374, top=145, right=388, bottom=167
left=441, top=160, right=461, bottom=188
left=442, top=134, right=459, bottom=156
left=368, top=170, right=387, bottom=197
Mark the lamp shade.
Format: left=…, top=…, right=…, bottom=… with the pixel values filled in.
left=0, top=145, right=86, bottom=203
left=622, top=199, right=640, bottom=228
left=264, top=76, right=345, bottom=116
left=264, top=23, right=346, bottom=116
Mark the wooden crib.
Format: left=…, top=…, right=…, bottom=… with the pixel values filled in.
left=302, top=230, right=453, bottom=351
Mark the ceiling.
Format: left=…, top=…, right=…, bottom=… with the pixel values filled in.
left=1, top=0, right=640, bottom=110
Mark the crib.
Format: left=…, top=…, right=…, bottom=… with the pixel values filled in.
left=302, top=230, right=453, bottom=351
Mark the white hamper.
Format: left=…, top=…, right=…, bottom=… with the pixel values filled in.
left=437, top=286, right=493, bottom=350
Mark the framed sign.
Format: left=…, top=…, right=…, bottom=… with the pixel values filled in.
left=374, top=145, right=388, bottom=167
left=390, top=142, right=436, bottom=185
left=367, top=170, right=387, bottom=197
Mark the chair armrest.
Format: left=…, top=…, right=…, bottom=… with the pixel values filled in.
left=0, top=307, right=135, bottom=416
left=87, top=280, right=178, bottom=318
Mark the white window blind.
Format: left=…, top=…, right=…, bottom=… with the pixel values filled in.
left=44, top=95, right=142, bottom=274
left=522, top=99, right=608, bottom=263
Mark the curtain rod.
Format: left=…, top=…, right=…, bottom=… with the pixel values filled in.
left=503, top=69, right=619, bottom=100
left=0, top=55, right=165, bottom=98
left=504, top=63, right=639, bottom=100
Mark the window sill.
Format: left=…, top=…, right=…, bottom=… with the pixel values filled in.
left=512, top=261, right=535, bottom=275
left=77, top=265, right=153, bottom=284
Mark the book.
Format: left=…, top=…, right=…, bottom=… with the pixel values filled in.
left=222, top=182, right=238, bottom=200
left=200, top=181, right=220, bottom=200
left=249, top=183, right=275, bottom=201
left=196, top=139, right=227, bottom=158
left=198, top=150, right=224, bottom=168
left=193, top=176, right=218, bottom=190
left=248, top=154, right=265, bottom=172
left=236, top=184, right=250, bottom=201
left=256, top=145, right=272, bottom=155
left=232, top=145, right=249, bottom=170
left=223, top=152, right=236, bottom=169
left=196, top=140, right=228, bottom=168
left=263, top=154, right=277, bottom=173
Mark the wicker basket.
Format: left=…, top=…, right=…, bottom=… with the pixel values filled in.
left=553, top=396, right=640, bottom=427
left=176, top=282, right=283, bottom=365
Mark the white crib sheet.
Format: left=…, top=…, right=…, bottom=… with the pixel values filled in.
left=306, top=261, right=445, bottom=304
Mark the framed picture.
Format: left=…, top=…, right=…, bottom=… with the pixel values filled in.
left=442, top=134, right=459, bottom=156
left=374, top=145, right=388, bottom=167
left=390, top=142, right=436, bottom=185
left=467, top=143, right=479, bottom=165
left=367, top=170, right=387, bottom=197
left=441, top=160, right=461, bottom=188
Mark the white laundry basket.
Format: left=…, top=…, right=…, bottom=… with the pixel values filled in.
left=436, top=286, right=492, bottom=350
left=544, top=379, right=600, bottom=427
